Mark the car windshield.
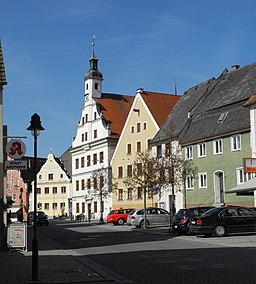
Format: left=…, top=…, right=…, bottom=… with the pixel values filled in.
left=175, top=209, right=187, bottom=218
left=128, top=210, right=136, bottom=215
left=108, top=210, right=115, bottom=215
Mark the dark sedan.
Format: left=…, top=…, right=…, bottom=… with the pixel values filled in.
left=189, top=206, right=256, bottom=237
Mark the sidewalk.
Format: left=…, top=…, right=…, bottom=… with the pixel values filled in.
left=0, top=224, right=132, bottom=284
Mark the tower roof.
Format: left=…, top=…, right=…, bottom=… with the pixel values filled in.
left=0, top=40, right=7, bottom=86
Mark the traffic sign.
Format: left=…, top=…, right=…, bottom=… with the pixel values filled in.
left=5, top=160, right=27, bottom=170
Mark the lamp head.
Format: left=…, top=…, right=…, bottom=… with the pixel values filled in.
left=27, top=113, right=45, bottom=137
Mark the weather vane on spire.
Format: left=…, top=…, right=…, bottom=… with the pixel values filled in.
left=92, top=34, right=96, bottom=50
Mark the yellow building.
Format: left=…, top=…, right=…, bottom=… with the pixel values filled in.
left=31, top=153, right=71, bottom=218
left=111, top=88, right=179, bottom=210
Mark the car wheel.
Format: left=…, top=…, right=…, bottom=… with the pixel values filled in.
left=140, top=220, right=149, bottom=228
left=117, top=218, right=125, bottom=226
left=113, top=222, right=118, bottom=226
left=213, top=225, right=226, bottom=237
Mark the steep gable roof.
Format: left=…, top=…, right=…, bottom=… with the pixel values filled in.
left=96, top=93, right=134, bottom=138
left=0, top=41, right=7, bottom=86
left=140, top=90, right=180, bottom=127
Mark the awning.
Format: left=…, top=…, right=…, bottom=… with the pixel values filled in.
left=226, top=178, right=256, bottom=194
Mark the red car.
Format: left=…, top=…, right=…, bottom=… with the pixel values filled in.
left=107, top=208, right=134, bottom=225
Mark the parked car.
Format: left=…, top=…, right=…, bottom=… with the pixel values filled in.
left=107, top=208, right=134, bottom=225
left=28, top=211, right=49, bottom=226
left=127, top=207, right=170, bottom=228
left=189, top=206, right=256, bottom=237
left=172, top=206, right=214, bottom=235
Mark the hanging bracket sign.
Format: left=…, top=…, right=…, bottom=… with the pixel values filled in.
left=5, top=139, right=27, bottom=170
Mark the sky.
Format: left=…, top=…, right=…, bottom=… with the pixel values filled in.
left=1, top=0, right=256, bottom=158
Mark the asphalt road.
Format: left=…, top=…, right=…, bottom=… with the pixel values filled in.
left=35, top=220, right=256, bottom=284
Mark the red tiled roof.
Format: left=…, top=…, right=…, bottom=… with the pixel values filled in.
left=244, top=91, right=256, bottom=107
left=140, top=91, right=180, bottom=127
left=0, top=41, right=7, bottom=86
left=96, top=93, right=134, bottom=138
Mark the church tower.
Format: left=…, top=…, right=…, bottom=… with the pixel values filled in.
left=84, top=36, right=103, bottom=102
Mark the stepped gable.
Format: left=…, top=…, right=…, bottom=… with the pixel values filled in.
left=96, top=93, right=134, bottom=138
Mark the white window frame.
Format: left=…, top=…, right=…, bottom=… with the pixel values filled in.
left=236, top=168, right=256, bottom=185
left=231, top=134, right=241, bottom=151
left=186, top=175, right=194, bottom=190
left=198, top=172, right=207, bottom=189
left=185, top=146, right=193, bottom=160
left=197, top=143, right=206, bottom=158
left=213, top=139, right=223, bottom=155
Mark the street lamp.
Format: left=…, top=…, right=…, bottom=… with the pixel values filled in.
left=27, top=113, right=44, bottom=282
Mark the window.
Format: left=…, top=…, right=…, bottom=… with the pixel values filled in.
left=198, top=173, right=207, bottom=188
left=94, top=112, right=97, bottom=120
left=186, top=175, right=194, bottom=190
left=100, top=176, right=104, bottom=189
left=99, top=152, right=104, bottom=163
left=81, top=157, right=85, bottom=168
left=185, top=146, right=193, bottom=160
left=237, top=168, right=256, bottom=184
left=198, top=143, right=206, bottom=158
left=85, top=132, right=88, bottom=141
left=81, top=179, right=85, bottom=190
left=82, top=202, right=85, bottom=213
left=147, top=139, right=152, bottom=151
left=137, top=163, right=142, bottom=175
left=93, top=177, right=97, bottom=189
left=45, top=187, right=49, bottom=194
left=127, top=165, right=132, bottom=177
left=213, top=139, right=223, bottom=155
left=87, top=155, right=91, bottom=167
left=165, top=143, right=170, bottom=156
left=93, top=153, right=97, bottom=165
left=87, top=178, right=91, bottom=189
left=44, top=203, right=49, bottom=210
left=137, top=122, right=141, bottom=133
left=127, top=188, right=133, bottom=200
left=61, top=186, right=66, bottom=193
left=218, top=112, right=228, bottom=123
left=76, top=203, right=79, bottom=214
left=157, top=145, right=162, bottom=158
left=137, top=187, right=143, bottom=199
left=60, top=174, right=63, bottom=178
left=53, top=203, right=57, bottom=210
left=231, top=135, right=241, bottom=151
left=136, top=141, right=141, bottom=152
left=82, top=133, right=84, bottom=142
left=118, top=166, right=123, bottom=178
left=75, top=158, right=79, bottom=169
left=76, top=180, right=79, bottom=191
left=95, top=82, right=98, bottom=90
left=118, top=189, right=123, bottom=200
left=60, top=203, right=65, bottom=210
left=85, top=114, right=88, bottom=123
left=82, top=117, right=85, bottom=124
left=127, top=143, right=132, bottom=155
left=94, top=129, right=97, bottom=139
left=143, top=122, right=147, bottom=130
left=48, top=174, right=53, bottom=180
left=94, top=201, right=97, bottom=213
left=131, top=126, right=135, bottom=133
left=53, top=187, right=57, bottom=194
left=37, top=188, right=41, bottom=194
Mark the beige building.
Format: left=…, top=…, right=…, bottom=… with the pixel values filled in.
left=111, top=88, right=179, bottom=210
left=31, top=153, right=71, bottom=218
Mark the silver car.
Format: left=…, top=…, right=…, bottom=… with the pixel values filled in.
left=127, top=207, right=170, bottom=228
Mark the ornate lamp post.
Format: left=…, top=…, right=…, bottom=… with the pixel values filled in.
left=27, top=113, right=44, bottom=282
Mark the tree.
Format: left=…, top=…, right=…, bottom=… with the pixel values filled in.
left=91, top=166, right=112, bottom=224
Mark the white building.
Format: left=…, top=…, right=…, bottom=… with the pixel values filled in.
left=30, top=153, right=71, bottom=218
left=70, top=44, right=133, bottom=222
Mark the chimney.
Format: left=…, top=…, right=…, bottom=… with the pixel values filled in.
left=136, top=88, right=144, bottom=94
left=231, top=65, right=240, bottom=71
